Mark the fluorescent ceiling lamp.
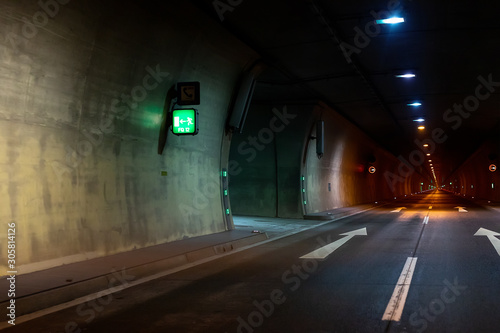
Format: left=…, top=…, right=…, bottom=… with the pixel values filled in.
left=413, top=118, right=425, bottom=122
left=395, top=73, right=416, bottom=78
left=408, top=102, right=422, bottom=107
left=418, top=126, right=425, bottom=130
left=375, top=17, right=405, bottom=24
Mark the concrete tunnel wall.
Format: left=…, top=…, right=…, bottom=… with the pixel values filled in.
left=228, top=104, right=310, bottom=218
left=446, top=140, right=500, bottom=201
left=0, top=0, right=259, bottom=274
left=229, top=101, right=429, bottom=217
left=303, top=102, right=427, bottom=214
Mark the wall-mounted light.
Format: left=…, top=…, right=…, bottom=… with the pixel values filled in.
left=315, top=121, right=324, bottom=159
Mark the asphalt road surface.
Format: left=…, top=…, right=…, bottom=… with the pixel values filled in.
left=5, top=191, right=500, bottom=333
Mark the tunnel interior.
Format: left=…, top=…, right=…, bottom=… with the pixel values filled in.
left=0, top=0, right=498, bottom=275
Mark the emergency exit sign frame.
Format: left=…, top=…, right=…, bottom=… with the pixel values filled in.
left=171, top=108, right=199, bottom=136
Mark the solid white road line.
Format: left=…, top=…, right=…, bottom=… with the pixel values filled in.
left=382, top=257, right=418, bottom=322
left=423, top=216, right=429, bottom=224
left=0, top=207, right=382, bottom=330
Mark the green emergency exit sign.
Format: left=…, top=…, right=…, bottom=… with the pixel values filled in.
left=172, top=108, right=199, bottom=135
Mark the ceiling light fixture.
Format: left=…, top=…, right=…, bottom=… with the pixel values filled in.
left=413, top=118, right=425, bottom=122
left=408, top=102, right=422, bottom=107
left=376, top=17, right=405, bottom=25
left=395, top=73, right=416, bottom=78
left=418, top=126, right=425, bottom=130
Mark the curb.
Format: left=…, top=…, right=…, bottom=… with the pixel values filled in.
left=304, top=210, right=355, bottom=221
left=0, top=204, right=379, bottom=329
left=0, top=232, right=268, bottom=324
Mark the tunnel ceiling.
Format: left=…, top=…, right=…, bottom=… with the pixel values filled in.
left=190, top=0, right=500, bottom=183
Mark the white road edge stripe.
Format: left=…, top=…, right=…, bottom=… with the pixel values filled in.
left=0, top=207, right=382, bottom=330
left=423, top=216, right=429, bottom=224
left=382, top=257, right=418, bottom=322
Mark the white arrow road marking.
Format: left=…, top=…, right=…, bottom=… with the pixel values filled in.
left=455, top=206, right=468, bottom=213
left=474, top=228, right=500, bottom=256
left=423, top=216, right=429, bottom=224
left=382, top=257, right=418, bottom=322
left=300, top=227, right=367, bottom=260
left=391, top=207, right=407, bottom=213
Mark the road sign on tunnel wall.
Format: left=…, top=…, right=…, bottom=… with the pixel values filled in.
left=172, top=108, right=199, bottom=135
left=177, top=81, right=200, bottom=105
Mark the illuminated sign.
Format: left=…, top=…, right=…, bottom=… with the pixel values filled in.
left=172, top=108, right=199, bottom=135
left=368, top=166, right=376, bottom=174
left=177, top=82, right=200, bottom=105
left=490, top=164, right=497, bottom=172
